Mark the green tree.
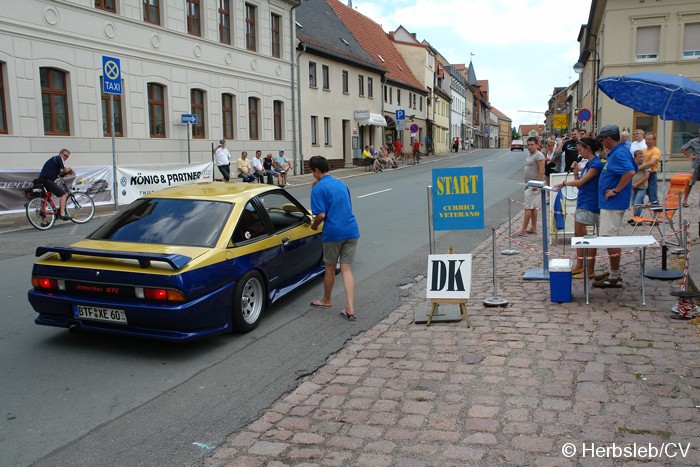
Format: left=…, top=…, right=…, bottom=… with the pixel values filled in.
left=511, top=127, right=521, bottom=140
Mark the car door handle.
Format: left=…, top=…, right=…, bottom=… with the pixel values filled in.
left=281, top=237, right=290, bottom=245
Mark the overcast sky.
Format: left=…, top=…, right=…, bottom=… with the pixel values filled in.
left=352, top=0, right=593, bottom=130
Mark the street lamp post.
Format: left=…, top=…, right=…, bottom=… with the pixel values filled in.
left=573, top=49, right=600, bottom=133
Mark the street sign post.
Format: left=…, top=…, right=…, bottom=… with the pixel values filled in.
left=553, top=113, right=568, bottom=130
left=181, top=114, right=197, bottom=163
left=102, top=55, right=121, bottom=211
left=181, top=114, right=197, bottom=124
left=102, top=56, right=121, bottom=95
left=577, top=108, right=592, bottom=123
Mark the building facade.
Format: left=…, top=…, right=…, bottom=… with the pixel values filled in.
left=296, top=0, right=385, bottom=170
left=0, top=0, right=299, bottom=170
left=577, top=0, right=700, bottom=163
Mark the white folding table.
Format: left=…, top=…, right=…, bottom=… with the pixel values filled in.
left=570, top=235, right=659, bottom=305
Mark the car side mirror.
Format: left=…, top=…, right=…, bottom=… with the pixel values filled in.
left=302, top=215, right=312, bottom=224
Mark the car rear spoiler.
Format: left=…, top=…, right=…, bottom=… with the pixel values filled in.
left=35, top=245, right=192, bottom=270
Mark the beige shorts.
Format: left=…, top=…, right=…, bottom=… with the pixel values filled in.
left=523, top=187, right=540, bottom=209
left=599, top=209, right=624, bottom=236
left=323, top=238, right=358, bottom=265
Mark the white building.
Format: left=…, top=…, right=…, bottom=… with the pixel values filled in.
left=0, top=0, right=299, bottom=170
left=296, top=0, right=385, bottom=170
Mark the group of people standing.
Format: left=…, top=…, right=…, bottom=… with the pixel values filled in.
left=214, top=141, right=292, bottom=187
left=518, top=124, right=667, bottom=289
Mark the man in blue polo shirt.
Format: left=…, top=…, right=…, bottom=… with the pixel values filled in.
left=593, top=125, right=636, bottom=288
left=309, top=156, right=360, bottom=321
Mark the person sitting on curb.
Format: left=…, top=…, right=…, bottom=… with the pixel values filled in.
left=236, top=151, right=255, bottom=182
left=250, top=150, right=268, bottom=183
left=362, top=145, right=382, bottom=172
left=274, top=149, right=292, bottom=186
left=263, top=153, right=283, bottom=186
left=378, top=146, right=398, bottom=169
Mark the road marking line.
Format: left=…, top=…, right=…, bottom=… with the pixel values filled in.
left=358, top=188, right=392, bottom=198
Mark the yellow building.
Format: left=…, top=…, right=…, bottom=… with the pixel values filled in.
left=576, top=0, right=700, bottom=167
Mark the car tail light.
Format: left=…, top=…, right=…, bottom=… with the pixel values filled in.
left=141, top=287, right=186, bottom=302
left=32, top=277, right=59, bottom=290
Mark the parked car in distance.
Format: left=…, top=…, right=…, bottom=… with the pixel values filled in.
left=28, top=183, right=325, bottom=342
left=510, top=140, right=524, bottom=151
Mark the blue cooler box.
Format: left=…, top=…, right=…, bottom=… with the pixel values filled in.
left=549, top=259, right=572, bottom=303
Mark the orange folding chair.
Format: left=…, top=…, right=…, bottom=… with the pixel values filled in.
left=630, top=173, right=692, bottom=245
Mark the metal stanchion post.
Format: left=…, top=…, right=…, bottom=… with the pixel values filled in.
left=484, top=227, right=509, bottom=307
left=501, top=198, right=519, bottom=255
left=523, top=181, right=550, bottom=280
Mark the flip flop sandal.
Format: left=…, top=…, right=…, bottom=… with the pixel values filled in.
left=592, top=278, right=623, bottom=288
left=571, top=267, right=585, bottom=275
left=340, top=310, right=356, bottom=321
left=310, top=300, right=331, bottom=308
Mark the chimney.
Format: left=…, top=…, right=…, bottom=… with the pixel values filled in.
left=348, top=0, right=353, bottom=7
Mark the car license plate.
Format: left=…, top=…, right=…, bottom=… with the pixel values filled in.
left=75, top=305, right=127, bottom=324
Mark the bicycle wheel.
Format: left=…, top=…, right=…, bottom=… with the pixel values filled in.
left=66, top=192, right=95, bottom=224
left=26, top=197, right=55, bottom=230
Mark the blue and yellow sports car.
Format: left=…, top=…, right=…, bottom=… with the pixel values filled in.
left=28, top=183, right=325, bottom=342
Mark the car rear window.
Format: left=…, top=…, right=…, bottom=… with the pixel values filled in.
left=89, top=198, right=233, bottom=247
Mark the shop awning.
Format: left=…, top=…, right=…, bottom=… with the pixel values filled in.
left=427, top=119, right=448, bottom=130
left=356, top=113, right=387, bottom=127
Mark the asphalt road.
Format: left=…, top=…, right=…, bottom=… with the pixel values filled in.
left=0, top=148, right=526, bottom=466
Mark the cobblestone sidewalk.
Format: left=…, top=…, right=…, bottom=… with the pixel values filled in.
left=203, top=203, right=700, bottom=466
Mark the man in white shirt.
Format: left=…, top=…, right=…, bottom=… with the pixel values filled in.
left=251, top=150, right=268, bottom=184
left=630, top=129, right=647, bottom=156
left=274, top=149, right=292, bottom=186
left=214, top=139, right=231, bottom=182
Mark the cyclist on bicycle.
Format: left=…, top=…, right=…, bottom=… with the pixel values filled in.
left=39, top=149, right=74, bottom=220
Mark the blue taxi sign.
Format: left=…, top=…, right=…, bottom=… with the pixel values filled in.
left=102, top=56, right=122, bottom=95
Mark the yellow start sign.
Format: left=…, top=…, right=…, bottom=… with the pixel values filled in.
left=553, top=114, right=568, bottom=130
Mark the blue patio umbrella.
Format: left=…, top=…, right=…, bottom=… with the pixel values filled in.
left=597, top=72, right=700, bottom=279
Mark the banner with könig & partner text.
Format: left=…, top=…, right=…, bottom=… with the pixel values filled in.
left=116, top=162, right=214, bottom=205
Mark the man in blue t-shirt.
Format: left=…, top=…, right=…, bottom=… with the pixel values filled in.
left=38, top=148, right=75, bottom=220
left=593, top=125, right=636, bottom=289
left=309, top=156, right=360, bottom=321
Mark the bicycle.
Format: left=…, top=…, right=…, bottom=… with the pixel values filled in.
left=24, top=176, right=95, bottom=230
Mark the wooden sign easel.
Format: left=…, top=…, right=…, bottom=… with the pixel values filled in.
left=427, top=298, right=469, bottom=327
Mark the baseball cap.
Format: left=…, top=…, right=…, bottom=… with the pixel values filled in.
left=279, top=149, right=285, bottom=152
left=596, top=125, right=620, bottom=140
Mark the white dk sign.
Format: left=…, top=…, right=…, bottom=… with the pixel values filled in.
left=426, top=254, right=472, bottom=299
